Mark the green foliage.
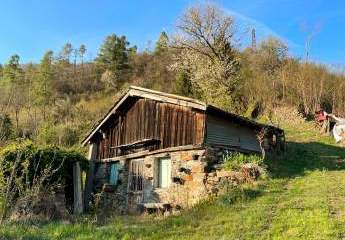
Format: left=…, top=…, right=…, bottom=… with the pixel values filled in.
left=257, top=37, right=288, bottom=75
left=1, top=3, right=345, bottom=154
left=2, top=55, right=24, bottom=93
left=222, top=152, right=263, bottom=170
left=155, top=31, right=169, bottom=55
left=0, top=141, right=88, bottom=220
left=33, top=50, right=54, bottom=111
left=0, top=114, right=13, bottom=142
left=175, top=70, right=192, bottom=97
left=0, top=141, right=88, bottom=188
left=37, top=123, right=79, bottom=147
left=96, top=34, right=136, bottom=89
left=2, top=110, right=345, bottom=239
left=58, top=43, right=73, bottom=64
left=172, top=4, right=243, bottom=112
left=79, top=44, right=87, bottom=63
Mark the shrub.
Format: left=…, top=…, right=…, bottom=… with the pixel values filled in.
left=0, top=114, right=13, bottom=142
left=0, top=141, right=88, bottom=221
left=222, top=152, right=263, bottom=171
left=0, top=140, right=88, bottom=186
left=37, top=124, right=79, bottom=147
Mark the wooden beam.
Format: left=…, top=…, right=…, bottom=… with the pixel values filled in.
left=83, top=143, right=97, bottom=211
left=73, top=161, right=83, bottom=215
left=98, top=144, right=203, bottom=162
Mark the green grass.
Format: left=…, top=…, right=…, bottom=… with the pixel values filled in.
left=223, top=152, right=263, bottom=170
left=2, top=120, right=345, bottom=239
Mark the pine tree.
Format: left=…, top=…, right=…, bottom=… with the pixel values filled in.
left=59, top=43, right=73, bottom=64
left=34, top=51, right=54, bottom=120
left=95, top=34, right=136, bottom=88
left=175, top=70, right=192, bottom=97
left=2, top=55, right=24, bottom=129
left=79, top=44, right=87, bottom=65
left=155, top=31, right=169, bottom=55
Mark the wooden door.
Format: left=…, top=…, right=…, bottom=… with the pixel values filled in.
left=159, top=158, right=171, bottom=188
left=128, top=159, right=144, bottom=209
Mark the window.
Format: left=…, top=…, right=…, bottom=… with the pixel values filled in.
left=129, top=159, right=144, bottom=192
left=109, top=162, right=120, bottom=185
left=158, top=158, right=171, bottom=188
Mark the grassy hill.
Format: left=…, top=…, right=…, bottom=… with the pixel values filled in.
left=2, top=111, right=345, bottom=240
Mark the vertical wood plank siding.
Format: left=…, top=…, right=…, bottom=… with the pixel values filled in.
left=97, top=99, right=205, bottom=159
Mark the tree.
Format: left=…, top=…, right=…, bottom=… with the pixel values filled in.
left=171, top=4, right=242, bottom=111
left=2, top=55, right=25, bottom=129
left=0, top=114, right=13, bottom=142
left=79, top=44, right=87, bottom=65
left=0, top=64, right=3, bottom=79
left=175, top=70, right=192, bottom=96
left=33, top=51, right=54, bottom=120
left=257, top=37, right=288, bottom=75
left=243, top=37, right=288, bottom=112
left=24, top=63, right=38, bottom=128
left=155, top=31, right=169, bottom=55
left=59, top=43, right=73, bottom=64
left=95, top=34, right=136, bottom=89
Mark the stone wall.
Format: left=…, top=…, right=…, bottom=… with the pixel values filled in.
left=142, top=149, right=208, bottom=208
left=94, top=146, right=263, bottom=215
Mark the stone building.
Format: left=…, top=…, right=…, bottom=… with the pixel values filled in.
left=82, top=86, right=284, bottom=214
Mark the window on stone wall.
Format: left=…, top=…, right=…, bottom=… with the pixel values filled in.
left=129, top=159, right=144, bottom=191
left=157, top=157, right=171, bottom=188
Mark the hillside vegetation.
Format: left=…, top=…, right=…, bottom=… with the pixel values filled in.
left=1, top=109, right=345, bottom=239
left=1, top=3, right=345, bottom=239
left=1, top=4, right=345, bottom=149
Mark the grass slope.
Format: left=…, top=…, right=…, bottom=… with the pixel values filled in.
left=2, top=119, right=345, bottom=240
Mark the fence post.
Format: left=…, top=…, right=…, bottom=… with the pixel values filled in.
left=73, top=161, right=83, bottom=215
left=84, top=143, right=97, bottom=211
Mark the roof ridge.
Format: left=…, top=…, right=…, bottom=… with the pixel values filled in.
left=129, top=85, right=206, bottom=106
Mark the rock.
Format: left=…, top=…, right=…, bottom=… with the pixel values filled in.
left=207, top=176, right=220, bottom=183
left=191, top=162, right=206, bottom=173
left=213, top=164, right=224, bottom=170
left=240, top=163, right=264, bottom=182
left=216, top=170, right=234, bottom=178
left=183, top=174, right=193, bottom=182
left=180, top=152, right=193, bottom=161
left=192, top=173, right=206, bottom=181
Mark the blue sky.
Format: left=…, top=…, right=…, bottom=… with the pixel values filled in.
left=0, top=0, right=344, bottom=65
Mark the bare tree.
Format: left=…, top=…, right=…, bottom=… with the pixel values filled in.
left=300, top=22, right=322, bottom=62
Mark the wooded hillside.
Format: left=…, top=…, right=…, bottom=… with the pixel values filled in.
left=0, top=4, right=344, bottom=148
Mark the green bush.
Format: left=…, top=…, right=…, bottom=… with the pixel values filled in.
left=222, top=152, right=263, bottom=171
left=37, top=123, right=79, bottom=147
left=0, top=114, right=13, bottom=142
left=0, top=141, right=88, bottom=219
left=0, top=140, right=88, bottom=190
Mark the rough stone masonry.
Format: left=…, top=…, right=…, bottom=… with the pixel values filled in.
left=95, top=147, right=262, bottom=215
